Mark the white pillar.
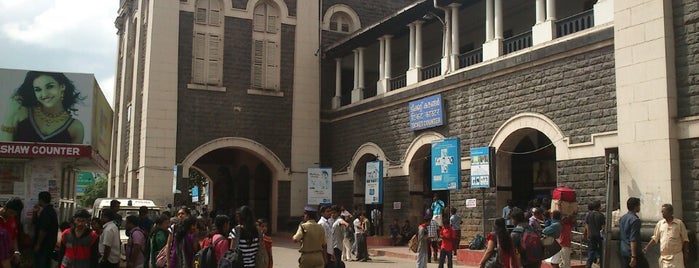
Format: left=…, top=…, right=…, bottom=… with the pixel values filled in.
left=377, top=37, right=386, bottom=94
left=486, top=0, right=494, bottom=41
left=415, top=20, right=423, bottom=68
left=353, top=50, right=358, bottom=89
left=546, top=0, right=556, bottom=21
left=441, top=10, right=451, bottom=75
left=494, top=0, right=503, bottom=40
left=536, top=0, right=545, bottom=23
left=384, top=35, right=392, bottom=81
left=593, top=0, right=614, bottom=26
left=450, top=3, right=461, bottom=71
left=358, top=47, right=365, bottom=89
left=351, top=49, right=363, bottom=102
left=332, top=58, right=342, bottom=108
left=409, top=23, right=416, bottom=69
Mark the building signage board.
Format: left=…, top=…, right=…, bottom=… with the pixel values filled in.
left=307, top=167, right=332, bottom=205
left=470, top=147, right=495, bottom=188
left=191, top=186, right=199, bottom=202
left=0, top=142, right=91, bottom=158
left=365, top=160, right=383, bottom=204
left=431, top=138, right=461, bottom=190
left=76, top=172, right=95, bottom=196
left=408, top=94, right=444, bottom=131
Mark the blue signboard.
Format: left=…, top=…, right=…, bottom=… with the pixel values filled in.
left=365, top=161, right=384, bottom=204
left=431, top=138, right=461, bottom=190
left=409, top=94, right=444, bottom=131
left=470, top=147, right=495, bottom=188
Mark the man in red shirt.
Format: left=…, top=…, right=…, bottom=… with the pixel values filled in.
left=437, top=218, right=456, bottom=268
left=59, top=209, right=99, bottom=267
left=548, top=214, right=575, bottom=268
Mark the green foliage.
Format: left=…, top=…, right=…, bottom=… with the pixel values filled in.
left=82, top=174, right=108, bottom=207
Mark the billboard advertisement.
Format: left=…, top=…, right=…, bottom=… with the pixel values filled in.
left=307, top=167, right=332, bottom=205
left=365, top=160, right=383, bottom=204
left=431, top=138, right=461, bottom=190
left=470, top=147, right=495, bottom=188
left=0, top=68, right=112, bottom=159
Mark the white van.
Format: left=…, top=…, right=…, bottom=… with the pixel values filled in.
left=92, top=198, right=162, bottom=260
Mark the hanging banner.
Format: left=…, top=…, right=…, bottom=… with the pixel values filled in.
left=431, top=138, right=461, bottom=190
left=307, top=167, right=332, bottom=205
left=365, top=160, right=383, bottom=204
left=470, top=147, right=495, bottom=188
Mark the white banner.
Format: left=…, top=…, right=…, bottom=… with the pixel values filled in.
left=307, top=168, right=332, bottom=205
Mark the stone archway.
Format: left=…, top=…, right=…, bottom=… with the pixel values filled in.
left=403, top=132, right=444, bottom=226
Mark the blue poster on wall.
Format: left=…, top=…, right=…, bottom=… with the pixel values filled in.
left=431, top=138, right=461, bottom=190
left=365, top=160, right=383, bottom=204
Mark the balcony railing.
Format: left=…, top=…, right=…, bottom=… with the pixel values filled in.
left=421, top=62, right=442, bottom=81
left=458, top=48, right=483, bottom=69
left=557, top=9, right=594, bottom=37
left=504, top=31, right=532, bottom=54
left=390, top=74, right=407, bottom=91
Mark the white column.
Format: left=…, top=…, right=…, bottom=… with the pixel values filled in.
left=377, top=37, right=386, bottom=94
left=351, top=49, right=363, bottom=102
left=441, top=10, right=451, bottom=74
left=536, top=0, right=545, bottom=23
left=593, top=0, right=614, bottom=26
left=546, top=0, right=556, bottom=21
left=384, top=35, right=392, bottom=81
left=494, top=0, right=503, bottom=40
left=415, top=20, right=423, bottom=68
left=353, top=50, right=358, bottom=89
left=409, top=23, right=416, bottom=69
left=358, top=47, right=365, bottom=89
left=485, top=0, right=493, bottom=41
left=332, top=58, right=342, bottom=109
left=450, top=3, right=461, bottom=71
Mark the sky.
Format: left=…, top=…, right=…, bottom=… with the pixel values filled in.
left=0, top=0, right=119, bottom=107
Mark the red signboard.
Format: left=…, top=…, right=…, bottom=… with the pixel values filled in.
left=0, top=142, right=91, bottom=158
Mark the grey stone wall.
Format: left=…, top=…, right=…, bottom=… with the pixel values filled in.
left=674, top=0, right=699, bottom=117
left=332, top=180, right=354, bottom=209
left=176, top=13, right=295, bottom=165
left=557, top=157, right=607, bottom=220
left=321, top=36, right=616, bottom=170
left=680, top=139, right=699, bottom=232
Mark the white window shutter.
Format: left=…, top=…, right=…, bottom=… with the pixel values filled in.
left=208, top=35, right=221, bottom=85
left=209, top=10, right=220, bottom=26
left=267, top=15, right=277, bottom=33
left=266, top=40, right=278, bottom=89
left=193, top=33, right=206, bottom=83
left=252, top=39, right=265, bottom=88
left=193, top=59, right=205, bottom=83
left=253, top=6, right=265, bottom=32
left=196, top=8, right=207, bottom=24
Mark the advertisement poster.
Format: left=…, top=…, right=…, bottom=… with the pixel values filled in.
left=307, top=168, right=332, bottom=205
left=431, top=138, right=461, bottom=190
left=470, top=147, right=495, bottom=188
left=365, top=160, right=383, bottom=204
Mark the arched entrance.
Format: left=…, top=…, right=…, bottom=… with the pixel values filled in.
left=498, top=129, right=557, bottom=210
left=405, top=132, right=447, bottom=226
left=181, top=137, right=285, bottom=232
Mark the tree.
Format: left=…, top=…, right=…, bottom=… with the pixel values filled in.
left=82, top=174, right=107, bottom=207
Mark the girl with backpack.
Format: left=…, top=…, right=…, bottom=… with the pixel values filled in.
left=479, top=218, right=519, bottom=268
left=211, top=215, right=232, bottom=263
left=228, top=206, right=259, bottom=268
left=168, top=216, right=199, bottom=268
left=149, top=215, right=170, bottom=268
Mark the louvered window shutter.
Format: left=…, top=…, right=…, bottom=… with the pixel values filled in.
left=209, top=10, right=220, bottom=26
left=265, top=40, right=278, bottom=89
left=252, top=40, right=265, bottom=88
left=267, top=15, right=277, bottom=33
left=208, top=35, right=221, bottom=84
left=193, top=33, right=206, bottom=83
left=196, top=8, right=207, bottom=24
left=253, top=6, right=266, bottom=32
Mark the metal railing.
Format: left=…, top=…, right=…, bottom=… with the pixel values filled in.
left=458, top=48, right=483, bottom=69
left=421, top=62, right=442, bottom=80
left=504, top=31, right=532, bottom=54
left=557, top=9, right=595, bottom=37
left=390, top=74, right=407, bottom=91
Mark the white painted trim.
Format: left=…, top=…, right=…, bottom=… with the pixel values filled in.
left=400, top=131, right=445, bottom=176
left=490, top=112, right=618, bottom=161
left=322, top=4, right=361, bottom=32
left=347, top=142, right=388, bottom=176
left=181, top=137, right=287, bottom=178
left=677, top=116, right=699, bottom=139
left=181, top=0, right=296, bottom=25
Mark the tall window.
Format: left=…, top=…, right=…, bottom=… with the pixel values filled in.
left=252, top=1, right=280, bottom=90
left=329, top=12, right=352, bottom=33
left=192, top=0, right=223, bottom=86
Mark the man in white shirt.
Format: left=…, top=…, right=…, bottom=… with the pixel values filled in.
left=331, top=205, right=350, bottom=267
left=318, top=206, right=335, bottom=265
left=99, top=209, right=121, bottom=268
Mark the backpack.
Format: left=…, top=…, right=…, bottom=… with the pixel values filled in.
left=469, top=234, right=485, bottom=250
left=196, top=235, right=226, bottom=268
left=513, top=225, right=544, bottom=263
left=255, top=236, right=269, bottom=268
left=408, top=234, right=419, bottom=253
left=218, top=226, right=245, bottom=268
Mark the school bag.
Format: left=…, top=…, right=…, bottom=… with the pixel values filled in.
left=195, top=235, right=226, bottom=268
left=255, top=236, right=269, bottom=268
left=218, top=226, right=244, bottom=268
left=408, top=234, right=419, bottom=253
left=469, top=234, right=485, bottom=250
left=512, top=225, right=544, bottom=263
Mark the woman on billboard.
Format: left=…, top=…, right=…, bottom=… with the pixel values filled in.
left=0, top=71, right=84, bottom=143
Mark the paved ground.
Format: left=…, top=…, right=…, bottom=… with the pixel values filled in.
left=271, top=236, right=478, bottom=268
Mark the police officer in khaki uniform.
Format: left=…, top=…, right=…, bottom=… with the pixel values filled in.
left=293, top=206, right=327, bottom=268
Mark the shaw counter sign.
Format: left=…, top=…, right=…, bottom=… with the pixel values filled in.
left=0, top=142, right=91, bottom=158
